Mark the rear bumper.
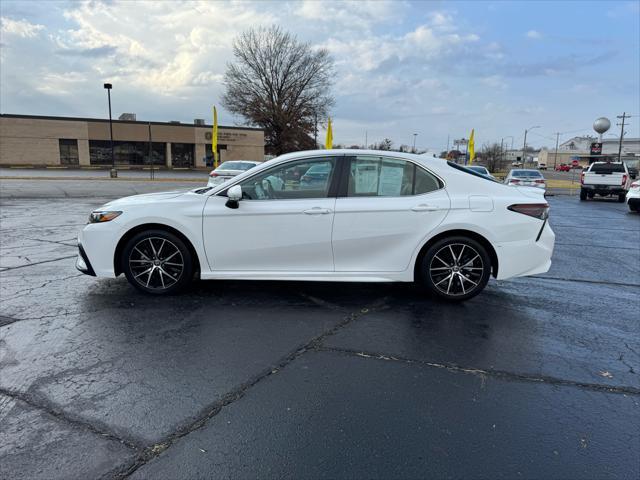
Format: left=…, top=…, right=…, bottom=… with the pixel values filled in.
left=495, top=222, right=555, bottom=280
left=582, top=185, right=626, bottom=194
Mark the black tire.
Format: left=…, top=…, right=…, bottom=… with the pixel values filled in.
left=122, top=229, right=193, bottom=295
left=579, top=189, right=587, bottom=201
left=419, top=236, right=491, bottom=302
left=629, top=203, right=638, bottom=212
left=618, top=193, right=626, bottom=203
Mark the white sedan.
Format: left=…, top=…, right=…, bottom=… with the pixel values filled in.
left=77, top=150, right=555, bottom=301
left=207, top=160, right=260, bottom=187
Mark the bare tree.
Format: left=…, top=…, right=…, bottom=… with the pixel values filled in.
left=375, top=138, right=394, bottom=151
left=481, top=142, right=504, bottom=172
left=223, top=26, right=335, bottom=155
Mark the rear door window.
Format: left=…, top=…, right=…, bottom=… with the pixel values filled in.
left=346, top=156, right=442, bottom=197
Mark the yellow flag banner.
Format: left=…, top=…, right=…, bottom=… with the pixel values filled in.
left=212, top=106, right=219, bottom=168
left=325, top=117, right=333, bottom=150
left=468, top=129, right=475, bottom=164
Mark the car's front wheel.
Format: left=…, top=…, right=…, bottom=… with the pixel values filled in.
left=420, top=236, right=492, bottom=301
left=122, top=230, right=193, bottom=294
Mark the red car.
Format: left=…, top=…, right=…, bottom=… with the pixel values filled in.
left=555, top=164, right=570, bottom=172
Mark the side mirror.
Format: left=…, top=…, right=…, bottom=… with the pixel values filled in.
left=226, top=185, right=242, bottom=209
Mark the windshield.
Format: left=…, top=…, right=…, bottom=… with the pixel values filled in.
left=447, top=161, right=498, bottom=182
left=217, top=161, right=257, bottom=171
left=511, top=170, right=543, bottom=178
left=468, top=166, right=489, bottom=175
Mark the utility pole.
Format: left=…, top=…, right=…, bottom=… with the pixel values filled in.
left=446, top=134, right=450, bottom=154
left=500, top=138, right=504, bottom=167
left=412, top=133, right=418, bottom=153
left=616, top=112, right=631, bottom=162
left=553, top=132, right=560, bottom=169
left=365, top=131, right=368, bottom=149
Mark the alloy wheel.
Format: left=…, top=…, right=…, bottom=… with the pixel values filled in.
left=128, top=237, right=184, bottom=290
left=428, top=243, right=484, bottom=297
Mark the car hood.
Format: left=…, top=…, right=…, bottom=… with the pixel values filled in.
left=101, top=189, right=191, bottom=209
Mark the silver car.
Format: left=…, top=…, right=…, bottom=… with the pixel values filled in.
left=208, top=161, right=261, bottom=187
left=504, top=169, right=546, bottom=190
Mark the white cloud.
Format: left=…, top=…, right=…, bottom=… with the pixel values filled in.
left=526, top=30, right=542, bottom=39
left=1, top=17, right=45, bottom=38
left=296, top=0, right=406, bottom=30
left=54, top=0, right=275, bottom=94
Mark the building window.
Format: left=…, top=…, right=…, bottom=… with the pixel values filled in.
left=89, top=140, right=166, bottom=166
left=171, top=143, right=194, bottom=168
left=59, top=139, right=79, bottom=165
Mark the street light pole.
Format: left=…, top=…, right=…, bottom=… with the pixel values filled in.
left=522, top=125, right=540, bottom=168
left=412, top=133, right=418, bottom=153
left=103, top=83, right=116, bottom=178
left=553, top=132, right=560, bottom=170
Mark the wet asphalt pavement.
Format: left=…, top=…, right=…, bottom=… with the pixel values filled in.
left=1, top=179, right=639, bottom=480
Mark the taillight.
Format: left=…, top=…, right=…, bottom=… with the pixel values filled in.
left=622, top=174, right=628, bottom=186
left=580, top=172, right=585, bottom=185
left=209, top=171, right=218, bottom=177
left=509, top=179, right=521, bottom=184
left=508, top=203, right=549, bottom=220
left=534, top=179, right=545, bottom=184
left=632, top=181, right=640, bottom=188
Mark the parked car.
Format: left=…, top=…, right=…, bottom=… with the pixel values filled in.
left=300, top=162, right=333, bottom=187
left=580, top=161, right=630, bottom=202
left=537, top=161, right=547, bottom=170
left=626, top=180, right=640, bottom=212
left=466, top=165, right=496, bottom=180
left=555, top=164, right=570, bottom=172
left=76, top=150, right=554, bottom=302
left=504, top=169, right=546, bottom=190
left=208, top=160, right=260, bottom=187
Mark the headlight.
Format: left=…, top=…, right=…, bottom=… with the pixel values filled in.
left=88, top=211, right=122, bottom=223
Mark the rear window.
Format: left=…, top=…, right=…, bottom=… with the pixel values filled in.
left=511, top=170, right=543, bottom=178
left=218, top=161, right=256, bottom=171
left=590, top=163, right=625, bottom=174
left=447, top=162, right=498, bottom=182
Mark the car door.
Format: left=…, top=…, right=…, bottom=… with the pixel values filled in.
left=332, top=155, right=450, bottom=272
left=202, top=155, right=340, bottom=271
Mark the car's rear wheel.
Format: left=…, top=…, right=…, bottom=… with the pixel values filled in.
left=420, top=236, right=491, bottom=301
left=579, top=189, right=587, bottom=201
left=122, top=230, right=193, bottom=294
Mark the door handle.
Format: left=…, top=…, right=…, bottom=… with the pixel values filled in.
left=411, top=204, right=439, bottom=212
left=303, top=207, right=332, bottom=215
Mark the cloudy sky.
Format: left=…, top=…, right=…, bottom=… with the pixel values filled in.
left=1, top=0, right=638, bottom=151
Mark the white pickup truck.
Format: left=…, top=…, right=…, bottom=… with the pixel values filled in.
left=580, top=162, right=631, bottom=202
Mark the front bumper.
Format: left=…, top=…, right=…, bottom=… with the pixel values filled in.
left=76, top=244, right=96, bottom=276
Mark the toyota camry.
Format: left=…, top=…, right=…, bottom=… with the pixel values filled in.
left=76, top=150, right=555, bottom=301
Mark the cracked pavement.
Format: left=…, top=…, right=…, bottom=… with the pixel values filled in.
left=1, top=179, right=639, bottom=479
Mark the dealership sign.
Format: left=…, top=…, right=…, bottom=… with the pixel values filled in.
left=590, top=142, right=602, bottom=155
